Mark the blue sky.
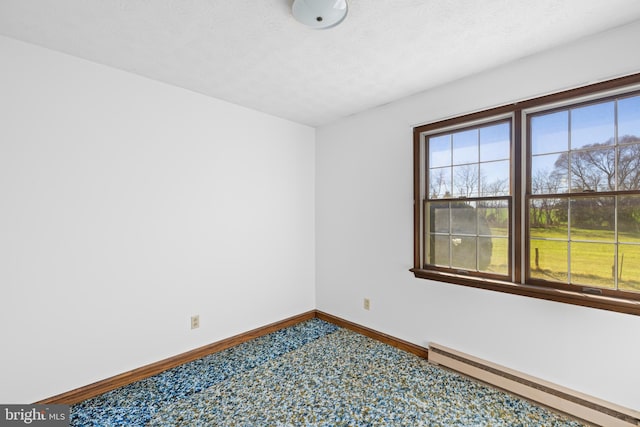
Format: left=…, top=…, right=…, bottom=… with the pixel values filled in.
left=429, top=95, right=640, bottom=197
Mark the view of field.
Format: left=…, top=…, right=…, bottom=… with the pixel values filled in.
left=528, top=225, right=640, bottom=292
left=425, top=94, right=640, bottom=294
left=429, top=213, right=640, bottom=293
left=427, top=203, right=510, bottom=275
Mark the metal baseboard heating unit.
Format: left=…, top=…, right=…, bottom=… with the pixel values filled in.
left=428, top=343, right=640, bottom=427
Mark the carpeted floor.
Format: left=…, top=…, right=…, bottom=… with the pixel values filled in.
left=71, top=319, right=585, bottom=426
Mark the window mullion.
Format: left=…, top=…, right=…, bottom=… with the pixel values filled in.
left=567, top=196, right=572, bottom=284
left=614, top=196, right=619, bottom=291
left=614, top=100, right=619, bottom=291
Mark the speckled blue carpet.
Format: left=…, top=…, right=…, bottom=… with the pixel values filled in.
left=71, top=319, right=584, bottom=426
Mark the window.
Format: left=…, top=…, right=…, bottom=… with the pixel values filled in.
left=527, top=94, right=640, bottom=295
left=425, top=120, right=512, bottom=280
left=412, top=73, right=640, bottom=315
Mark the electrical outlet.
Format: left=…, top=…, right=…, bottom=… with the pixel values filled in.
left=191, top=315, right=200, bottom=330
left=363, top=298, right=370, bottom=310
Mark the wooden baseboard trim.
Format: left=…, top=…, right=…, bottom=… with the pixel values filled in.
left=37, top=309, right=430, bottom=405
left=315, top=311, right=429, bottom=359
left=36, top=309, right=637, bottom=427
left=36, top=310, right=316, bottom=404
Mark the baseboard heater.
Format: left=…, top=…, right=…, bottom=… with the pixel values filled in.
left=428, top=343, right=640, bottom=427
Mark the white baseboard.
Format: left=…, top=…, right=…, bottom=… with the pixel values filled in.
left=428, top=343, right=639, bottom=427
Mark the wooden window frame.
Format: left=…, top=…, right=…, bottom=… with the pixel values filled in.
left=422, top=117, right=514, bottom=281
left=412, top=72, right=640, bottom=316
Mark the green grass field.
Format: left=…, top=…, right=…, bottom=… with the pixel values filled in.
left=525, top=226, right=640, bottom=292
left=432, top=220, right=640, bottom=293
left=484, top=235, right=508, bottom=275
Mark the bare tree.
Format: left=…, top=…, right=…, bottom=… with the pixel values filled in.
left=481, top=177, right=509, bottom=197
left=530, top=168, right=565, bottom=227
left=429, top=169, right=450, bottom=198
left=553, top=136, right=640, bottom=192
left=617, top=137, right=640, bottom=190
left=554, top=144, right=614, bottom=192
left=537, top=135, right=640, bottom=231
left=454, top=165, right=478, bottom=197
left=532, top=167, right=564, bottom=194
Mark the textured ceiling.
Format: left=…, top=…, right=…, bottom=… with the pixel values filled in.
left=1, top=1, right=640, bottom=126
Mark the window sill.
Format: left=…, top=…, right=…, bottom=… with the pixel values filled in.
left=410, top=268, right=640, bottom=316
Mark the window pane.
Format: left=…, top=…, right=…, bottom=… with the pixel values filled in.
left=618, top=195, right=640, bottom=240
left=618, top=244, right=640, bottom=293
left=429, top=167, right=452, bottom=198
left=478, top=200, right=509, bottom=275
left=570, top=242, right=615, bottom=289
left=618, top=95, right=640, bottom=143
left=478, top=200, right=509, bottom=237
left=618, top=144, right=640, bottom=190
left=570, top=101, right=615, bottom=149
left=451, top=235, right=477, bottom=270
left=452, top=129, right=478, bottom=165
left=618, top=195, right=640, bottom=290
left=429, top=234, right=450, bottom=267
left=529, top=239, right=568, bottom=282
left=480, top=122, right=510, bottom=162
left=531, top=111, right=568, bottom=155
left=427, top=201, right=450, bottom=233
left=479, top=160, right=509, bottom=196
left=452, top=164, right=479, bottom=197
left=429, top=134, right=451, bottom=168
left=450, top=203, right=477, bottom=235
left=482, top=236, right=508, bottom=275
left=529, top=198, right=567, bottom=237
left=531, top=153, right=567, bottom=194
left=570, top=148, right=615, bottom=192
left=569, top=197, right=614, bottom=242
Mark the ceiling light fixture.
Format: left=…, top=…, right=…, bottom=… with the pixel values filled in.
left=292, top=0, right=348, bottom=29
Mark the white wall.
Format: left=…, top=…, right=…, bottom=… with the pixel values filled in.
left=316, top=21, right=640, bottom=411
left=0, top=36, right=315, bottom=403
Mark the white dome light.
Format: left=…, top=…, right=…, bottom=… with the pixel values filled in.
left=292, top=0, right=348, bottom=29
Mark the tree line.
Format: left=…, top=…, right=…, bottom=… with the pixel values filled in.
left=530, top=135, right=640, bottom=232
